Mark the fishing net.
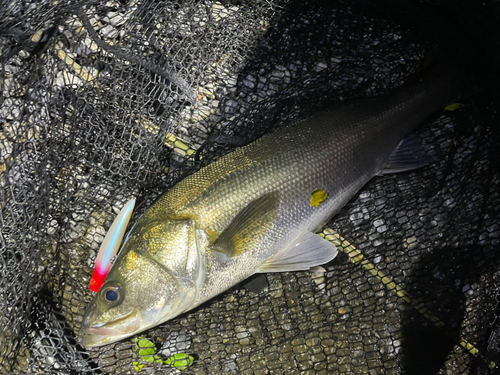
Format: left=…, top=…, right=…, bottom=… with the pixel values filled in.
left=1, top=0, right=499, bottom=373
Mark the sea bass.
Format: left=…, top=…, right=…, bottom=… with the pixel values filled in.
left=80, top=61, right=462, bottom=347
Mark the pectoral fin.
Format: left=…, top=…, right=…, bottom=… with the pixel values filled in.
left=258, top=231, right=338, bottom=273
left=211, top=192, right=280, bottom=257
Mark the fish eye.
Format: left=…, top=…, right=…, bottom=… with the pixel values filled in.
left=99, top=282, right=124, bottom=307
left=106, top=290, right=118, bottom=301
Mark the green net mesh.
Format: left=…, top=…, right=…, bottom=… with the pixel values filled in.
left=1, top=0, right=499, bottom=373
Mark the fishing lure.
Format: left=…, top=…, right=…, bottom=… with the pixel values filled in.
left=89, top=198, right=135, bottom=292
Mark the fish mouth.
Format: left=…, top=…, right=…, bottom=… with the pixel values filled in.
left=79, top=310, right=141, bottom=348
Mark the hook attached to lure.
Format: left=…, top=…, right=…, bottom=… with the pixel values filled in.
left=89, top=198, right=136, bottom=293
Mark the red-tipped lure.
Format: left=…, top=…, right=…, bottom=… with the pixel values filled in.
left=89, top=198, right=135, bottom=292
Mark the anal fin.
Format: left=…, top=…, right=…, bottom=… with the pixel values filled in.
left=382, top=134, right=433, bottom=174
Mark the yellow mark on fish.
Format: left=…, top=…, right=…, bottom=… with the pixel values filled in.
left=310, top=189, right=329, bottom=207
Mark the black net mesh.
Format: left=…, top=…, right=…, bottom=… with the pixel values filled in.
left=1, top=0, right=500, bottom=374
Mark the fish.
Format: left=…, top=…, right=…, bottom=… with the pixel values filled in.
left=80, top=59, right=463, bottom=347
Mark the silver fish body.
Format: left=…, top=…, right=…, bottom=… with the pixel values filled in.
left=80, top=62, right=461, bottom=347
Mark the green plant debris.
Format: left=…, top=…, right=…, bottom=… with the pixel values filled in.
left=134, top=337, right=195, bottom=371
left=132, top=361, right=144, bottom=372
left=165, top=353, right=195, bottom=370
left=136, top=338, right=156, bottom=362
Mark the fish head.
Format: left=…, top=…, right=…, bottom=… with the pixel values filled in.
left=80, top=218, right=206, bottom=347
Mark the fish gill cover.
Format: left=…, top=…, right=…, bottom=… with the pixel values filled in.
left=0, top=0, right=499, bottom=374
